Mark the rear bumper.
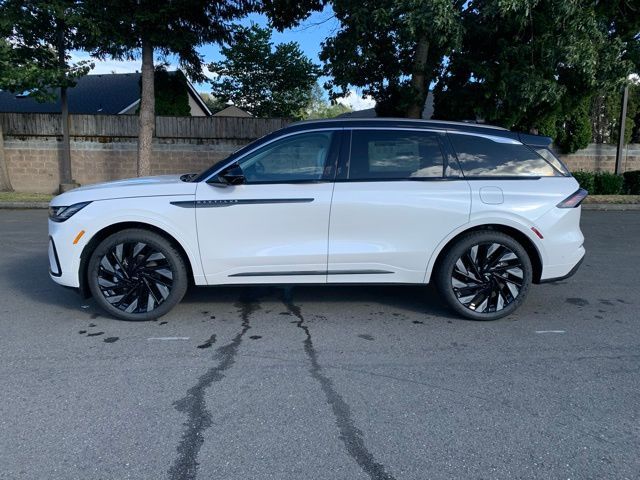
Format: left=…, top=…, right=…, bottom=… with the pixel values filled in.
left=539, top=253, right=584, bottom=283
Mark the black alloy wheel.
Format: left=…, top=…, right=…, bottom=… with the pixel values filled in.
left=436, top=231, right=533, bottom=320
left=87, top=229, right=188, bottom=321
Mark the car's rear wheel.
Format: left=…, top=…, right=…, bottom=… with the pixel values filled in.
left=435, top=231, right=533, bottom=320
left=87, top=229, right=188, bottom=321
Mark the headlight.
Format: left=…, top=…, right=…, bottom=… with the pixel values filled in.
left=48, top=201, right=92, bottom=222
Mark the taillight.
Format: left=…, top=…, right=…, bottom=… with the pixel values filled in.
left=557, top=188, right=588, bottom=208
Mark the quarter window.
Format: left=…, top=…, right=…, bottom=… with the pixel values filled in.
left=448, top=133, right=563, bottom=177
left=348, top=130, right=445, bottom=180
left=238, top=131, right=334, bottom=183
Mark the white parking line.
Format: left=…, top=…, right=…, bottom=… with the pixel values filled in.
left=535, top=330, right=566, bottom=334
left=147, top=337, right=190, bottom=341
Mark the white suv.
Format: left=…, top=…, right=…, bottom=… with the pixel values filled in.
left=48, top=119, right=586, bottom=321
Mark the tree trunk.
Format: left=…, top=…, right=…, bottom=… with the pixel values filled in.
left=57, top=19, right=73, bottom=189
left=0, top=120, right=13, bottom=191
left=137, top=40, right=154, bottom=177
left=407, top=37, right=430, bottom=119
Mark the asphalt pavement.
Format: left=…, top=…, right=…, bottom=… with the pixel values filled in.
left=0, top=209, right=638, bottom=480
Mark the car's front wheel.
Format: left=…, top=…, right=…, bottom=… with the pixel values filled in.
left=435, top=231, right=533, bottom=320
left=87, top=229, right=188, bottom=321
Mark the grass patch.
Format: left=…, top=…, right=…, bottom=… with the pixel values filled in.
left=0, top=191, right=54, bottom=203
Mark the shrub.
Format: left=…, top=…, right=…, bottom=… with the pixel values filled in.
left=594, top=172, right=624, bottom=195
left=571, top=171, right=595, bottom=192
left=623, top=170, right=640, bottom=195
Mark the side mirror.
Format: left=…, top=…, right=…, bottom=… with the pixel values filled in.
left=208, top=163, right=245, bottom=187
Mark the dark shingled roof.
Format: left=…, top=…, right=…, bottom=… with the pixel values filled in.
left=0, top=73, right=143, bottom=114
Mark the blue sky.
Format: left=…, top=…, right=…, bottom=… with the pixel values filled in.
left=71, top=7, right=376, bottom=110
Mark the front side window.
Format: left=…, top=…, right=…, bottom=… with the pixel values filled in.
left=238, top=131, right=334, bottom=183
left=348, top=130, right=446, bottom=180
left=449, top=133, right=564, bottom=177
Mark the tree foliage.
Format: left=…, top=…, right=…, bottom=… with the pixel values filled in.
left=433, top=0, right=640, bottom=152
left=209, top=24, right=320, bottom=118
left=320, top=0, right=463, bottom=117
left=83, top=0, right=258, bottom=175
left=301, top=83, right=352, bottom=119
left=0, top=0, right=93, bottom=99
left=153, top=69, right=191, bottom=117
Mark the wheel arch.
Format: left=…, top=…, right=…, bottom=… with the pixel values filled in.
left=78, top=221, right=195, bottom=298
left=426, top=223, right=543, bottom=285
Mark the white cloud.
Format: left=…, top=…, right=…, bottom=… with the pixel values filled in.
left=335, top=89, right=375, bottom=111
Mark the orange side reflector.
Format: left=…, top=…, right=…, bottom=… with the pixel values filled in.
left=73, top=230, right=86, bottom=245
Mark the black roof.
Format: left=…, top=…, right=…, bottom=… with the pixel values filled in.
left=285, top=118, right=551, bottom=147
left=0, top=73, right=144, bottom=114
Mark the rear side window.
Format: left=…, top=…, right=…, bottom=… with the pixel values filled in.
left=349, top=130, right=445, bottom=180
left=449, top=133, right=564, bottom=177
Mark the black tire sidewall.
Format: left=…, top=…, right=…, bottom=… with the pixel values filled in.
left=436, top=231, right=533, bottom=321
left=87, top=229, right=188, bottom=321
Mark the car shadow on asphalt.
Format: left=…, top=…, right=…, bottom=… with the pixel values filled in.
left=5, top=250, right=458, bottom=321
left=180, top=283, right=458, bottom=320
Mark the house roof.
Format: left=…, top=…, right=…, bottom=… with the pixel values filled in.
left=0, top=71, right=211, bottom=115
left=212, top=105, right=252, bottom=117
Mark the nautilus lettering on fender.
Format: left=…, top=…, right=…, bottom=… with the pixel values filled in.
left=47, top=118, right=586, bottom=321
left=170, top=198, right=314, bottom=208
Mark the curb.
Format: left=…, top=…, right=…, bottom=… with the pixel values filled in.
left=582, top=203, right=640, bottom=211
left=0, top=201, right=49, bottom=209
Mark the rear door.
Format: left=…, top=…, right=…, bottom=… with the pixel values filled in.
left=327, top=128, right=471, bottom=284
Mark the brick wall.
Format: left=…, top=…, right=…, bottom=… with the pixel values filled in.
left=557, top=144, right=640, bottom=173
left=3, top=136, right=246, bottom=193
left=3, top=135, right=640, bottom=194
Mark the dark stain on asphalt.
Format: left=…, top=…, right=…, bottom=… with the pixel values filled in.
left=168, top=293, right=259, bottom=480
left=599, top=299, right=614, bottom=306
left=201, top=311, right=209, bottom=315
left=282, top=289, right=396, bottom=480
left=412, top=320, right=424, bottom=324
left=249, top=335, right=262, bottom=340
left=595, top=315, right=603, bottom=319
left=196, top=334, right=217, bottom=349
left=103, top=337, right=119, bottom=343
left=566, top=298, right=589, bottom=307
left=279, top=311, right=292, bottom=316
left=87, top=331, right=104, bottom=337
left=159, top=321, right=168, bottom=325
left=78, top=330, right=87, bottom=334
left=210, top=315, right=216, bottom=319
left=88, top=323, right=97, bottom=327
left=616, top=298, right=627, bottom=304
left=358, top=334, right=374, bottom=341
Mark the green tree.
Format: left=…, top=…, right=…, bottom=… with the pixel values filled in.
left=85, top=0, right=258, bottom=176
left=302, top=83, right=352, bottom=119
left=320, top=0, right=463, bottom=118
left=433, top=0, right=639, bottom=152
left=0, top=0, right=94, bottom=190
left=209, top=25, right=320, bottom=119
left=153, top=68, right=191, bottom=117
left=199, top=93, right=228, bottom=114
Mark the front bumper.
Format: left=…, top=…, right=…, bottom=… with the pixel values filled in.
left=48, top=218, right=84, bottom=288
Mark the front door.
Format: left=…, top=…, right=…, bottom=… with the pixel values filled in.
left=327, top=128, right=471, bottom=284
left=195, top=129, right=340, bottom=284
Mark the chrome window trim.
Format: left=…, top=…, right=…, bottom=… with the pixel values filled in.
left=446, top=130, right=522, bottom=145
left=202, top=128, right=342, bottom=183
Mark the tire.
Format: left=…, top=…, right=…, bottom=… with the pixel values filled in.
left=87, top=229, right=188, bottom=321
left=435, top=231, right=533, bottom=321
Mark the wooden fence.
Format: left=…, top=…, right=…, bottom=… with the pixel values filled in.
left=0, top=113, right=290, bottom=139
